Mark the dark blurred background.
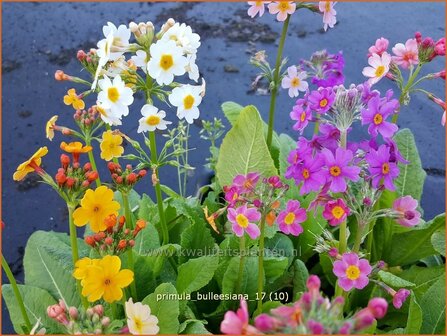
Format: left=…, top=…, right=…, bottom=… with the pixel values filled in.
left=2, top=1, right=445, bottom=333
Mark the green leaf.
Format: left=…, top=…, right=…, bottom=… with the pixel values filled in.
left=419, top=274, right=446, bottom=334
left=114, top=189, right=141, bottom=216
left=431, top=230, right=446, bottom=256
left=2, top=284, right=64, bottom=334
left=216, top=105, right=277, bottom=187
left=263, top=256, right=288, bottom=284
left=133, top=255, right=156, bottom=301
left=378, top=271, right=415, bottom=288
left=181, top=321, right=210, bottom=334
left=160, top=184, right=181, bottom=198
left=221, top=101, right=244, bottom=125
left=405, top=293, right=422, bottom=334
left=292, top=259, right=309, bottom=300
left=142, top=283, right=180, bottom=334
left=23, top=231, right=89, bottom=307
left=265, top=233, right=295, bottom=266
left=176, top=255, right=219, bottom=295
left=278, top=133, right=302, bottom=199
left=393, top=128, right=426, bottom=201
left=387, top=213, right=445, bottom=266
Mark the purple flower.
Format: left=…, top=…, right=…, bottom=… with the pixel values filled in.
left=386, top=138, right=409, bottom=164
left=232, top=172, right=260, bottom=193
left=285, top=139, right=313, bottom=180
left=367, top=298, right=388, bottom=319
left=393, top=196, right=421, bottom=227
left=365, top=144, right=400, bottom=190
left=361, top=95, right=399, bottom=139
left=307, top=320, right=325, bottom=334
left=290, top=102, right=312, bottom=133
left=308, top=88, right=335, bottom=114
left=393, top=288, right=410, bottom=309
left=310, top=51, right=345, bottom=87
left=333, top=252, right=372, bottom=291
left=254, top=314, right=280, bottom=333
left=223, top=185, right=240, bottom=206
left=276, top=200, right=306, bottom=236
left=294, top=155, right=326, bottom=195
left=317, top=124, right=340, bottom=151
left=321, top=148, right=361, bottom=193
left=227, top=204, right=261, bottom=239
left=322, top=198, right=350, bottom=226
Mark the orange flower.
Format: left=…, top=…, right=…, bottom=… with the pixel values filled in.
left=63, top=88, right=85, bottom=110
left=60, top=141, right=92, bottom=163
left=13, top=147, right=48, bottom=181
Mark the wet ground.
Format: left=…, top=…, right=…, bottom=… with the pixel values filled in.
left=2, top=1, right=446, bottom=333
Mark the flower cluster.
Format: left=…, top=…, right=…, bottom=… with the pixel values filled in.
left=301, top=50, right=345, bottom=88
left=47, top=301, right=114, bottom=334
left=107, top=162, right=147, bottom=192
left=221, top=275, right=388, bottom=334
left=73, top=255, right=134, bottom=303
left=84, top=215, right=146, bottom=256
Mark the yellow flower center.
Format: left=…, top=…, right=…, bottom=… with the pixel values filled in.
left=345, top=265, right=361, bottom=280
left=331, top=206, right=345, bottom=219
left=291, top=77, right=300, bottom=87
left=146, top=115, right=161, bottom=126
left=373, top=113, right=383, bottom=125
left=134, top=317, right=143, bottom=333
left=382, top=162, right=390, bottom=175
left=279, top=1, right=290, bottom=11
left=302, top=168, right=310, bottom=179
left=300, top=111, right=306, bottom=122
left=320, top=98, right=328, bottom=107
left=255, top=0, right=263, bottom=5
left=160, top=54, right=174, bottom=71
left=325, top=1, right=331, bottom=12
left=183, top=94, right=195, bottom=110
left=330, top=165, right=341, bottom=177
left=104, top=278, right=111, bottom=285
left=236, top=214, right=249, bottom=228
left=375, top=65, right=385, bottom=77
left=97, top=106, right=108, bottom=117
left=284, top=212, right=295, bottom=225
left=108, top=87, right=120, bottom=103
left=232, top=192, right=238, bottom=201
left=93, top=206, right=100, bottom=212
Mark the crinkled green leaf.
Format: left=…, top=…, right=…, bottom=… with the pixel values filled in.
left=405, top=293, right=422, bottom=334
left=419, top=274, right=446, bottom=334
left=176, top=255, right=219, bottom=295
left=292, top=259, right=309, bottom=300
left=431, top=229, right=446, bottom=256
left=378, top=271, right=415, bottom=288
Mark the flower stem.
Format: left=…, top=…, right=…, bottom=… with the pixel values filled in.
left=122, top=192, right=134, bottom=230
left=149, top=131, right=169, bottom=245
left=2, top=256, right=32, bottom=332
left=85, top=137, right=101, bottom=188
left=68, top=205, right=88, bottom=309
left=127, top=250, right=138, bottom=300
left=256, top=214, right=267, bottom=314
left=266, top=15, right=291, bottom=149
left=235, top=235, right=246, bottom=294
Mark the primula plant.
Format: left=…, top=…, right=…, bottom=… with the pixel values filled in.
left=2, top=1, right=446, bottom=335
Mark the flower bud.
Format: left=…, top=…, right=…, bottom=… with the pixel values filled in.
left=367, top=297, right=388, bottom=319
left=254, top=314, right=278, bottom=333
left=129, top=240, right=135, bottom=247
left=86, top=308, right=94, bottom=318
left=69, top=307, right=79, bottom=320
left=127, top=172, right=137, bottom=184
left=117, top=239, right=127, bottom=250
left=77, top=50, right=87, bottom=61
left=81, top=180, right=90, bottom=188
left=104, top=237, right=113, bottom=245
left=55, top=172, right=67, bottom=186
left=65, top=177, right=75, bottom=188
left=60, top=154, right=70, bottom=169
left=116, top=176, right=123, bottom=184
left=101, top=317, right=110, bottom=327
left=84, top=162, right=92, bottom=171
left=85, top=236, right=96, bottom=247
left=93, top=305, right=104, bottom=317
left=354, top=308, right=375, bottom=331
left=87, top=171, right=99, bottom=182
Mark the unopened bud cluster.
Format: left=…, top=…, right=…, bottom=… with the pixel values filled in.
left=108, top=162, right=147, bottom=192
left=77, top=49, right=100, bottom=76
left=74, top=107, right=102, bottom=130
left=55, top=155, right=98, bottom=192
left=84, top=214, right=146, bottom=256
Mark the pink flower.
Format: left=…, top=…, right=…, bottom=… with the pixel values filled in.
left=268, top=1, right=296, bottom=21
left=224, top=185, right=240, bottom=206
left=362, top=52, right=391, bottom=85
left=435, top=37, right=445, bottom=56
left=308, top=88, right=335, bottom=114
left=247, top=1, right=270, bottom=18
left=232, top=172, right=261, bottom=193
left=221, top=299, right=259, bottom=334
left=442, top=111, right=446, bottom=126
left=367, top=298, right=388, bottom=319
left=294, top=155, right=326, bottom=195
left=322, top=198, right=350, bottom=226
left=361, top=95, right=399, bottom=139
left=321, top=148, right=360, bottom=193
left=368, top=37, right=389, bottom=57
left=365, top=144, right=400, bottom=191
left=319, top=1, right=337, bottom=31
left=276, top=200, right=306, bottom=236
left=333, top=252, right=372, bottom=291
left=392, top=39, right=419, bottom=69
left=281, top=66, right=308, bottom=98
left=290, top=102, right=312, bottom=133
left=228, top=204, right=261, bottom=239
left=271, top=303, right=302, bottom=328
left=392, top=288, right=410, bottom=309
left=254, top=314, right=280, bottom=333
left=392, top=196, right=421, bottom=227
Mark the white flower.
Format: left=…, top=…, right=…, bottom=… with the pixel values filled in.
left=147, top=40, right=188, bottom=85
left=362, top=52, right=391, bottom=85
left=281, top=66, right=308, bottom=98
left=161, top=22, right=201, bottom=55
left=102, top=22, right=131, bottom=61
left=92, top=31, right=114, bottom=90
left=97, top=75, right=134, bottom=117
left=138, top=104, right=172, bottom=133
left=131, top=50, right=149, bottom=72
left=95, top=102, right=122, bottom=126
left=186, top=54, right=199, bottom=82
left=125, top=298, right=159, bottom=335
left=105, top=56, right=131, bottom=77
left=168, top=84, right=203, bottom=124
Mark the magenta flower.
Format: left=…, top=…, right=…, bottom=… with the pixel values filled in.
left=322, top=198, right=350, bottom=226
left=308, top=320, right=325, bottom=334
left=223, top=185, right=240, bottom=207
left=294, top=155, right=326, bottom=195
left=333, top=253, right=372, bottom=291
left=367, top=298, right=388, bottom=319
left=317, top=124, right=340, bottom=151
left=228, top=204, right=261, bottom=239
left=254, top=314, right=280, bottom=333
left=365, top=144, right=400, bottom=190
left=308, top=88, right=335, bottom=114
left=232, top=172, right=260, bottom=193
left=221, top=299, right=259, bottom=334
left=368, top=37, right=389, bottom=57
left=361, top=96, right=398, bottom=139
left=290, top=103, right=312, bottom=133
left=392, top=196, right=421, bottom=227
left=247, top=1, right=270, bottom=18
left=276, top=200, right=306, bottom=236
left=392, top=288, right=410, bottom=309
left=271, top=303, right=302, bottom=328
left=392, top=38, right=419, bottom=69
left=309, top=51, right=345, bottom=88
left=321, top=148, right=360, bottom=193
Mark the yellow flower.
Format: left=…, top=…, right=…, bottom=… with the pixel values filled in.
left=63, top=88, right=85, bottom=110
left=45, top=115, right=58, bottom=141
left=81, top=255, right=134, bottom=303
left=100, top=130, right=124, bottom=161
left=73, top=257, right=100, bottom=284
left=13, top=147, right=48, bottom=181
left=73, top=186, right=120, bottom=232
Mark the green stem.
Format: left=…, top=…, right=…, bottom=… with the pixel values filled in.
left=149, top=131, right=169, bottom=245
left=127, top=250, right=138, bottom=300
left=365, top=218, right=377, bottom=260
left=111, top=302, right=118, bottom=319
left=85, top=137, right=101, bottom=188
left=235, top=235, right=246, bottom=294
left=122, top=192, right=134, bottom=229
left=2, top=256, right=32, bottom=332
left=183, top=124, right=190, bottom=196
left=352, top=219, right=364, bottom=253
left=256, top=214, right=267, bottom=314
left=68, top=205, right=88, bottom=309
left=266, top=15, right=291, bottom=149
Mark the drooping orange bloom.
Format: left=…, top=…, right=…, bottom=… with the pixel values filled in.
left=13, top=147, right=48, bottom=181
left=60, top=141, right=92, bottom=163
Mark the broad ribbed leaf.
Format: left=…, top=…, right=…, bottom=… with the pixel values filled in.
left=176, top=255, right=219, bottom=295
